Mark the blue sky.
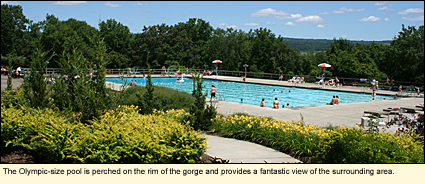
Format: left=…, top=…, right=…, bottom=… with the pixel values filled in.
left=2, top=1, right=424, bottom=41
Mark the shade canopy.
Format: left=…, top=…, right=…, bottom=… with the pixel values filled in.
left=212, top=60, right=222, bottom=64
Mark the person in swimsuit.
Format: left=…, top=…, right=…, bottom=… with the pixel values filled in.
left=273, top=98, right=279, bottom=109
left=260, top=99, right=266, bottom=107
left=210, top=85, right=216, bottom=101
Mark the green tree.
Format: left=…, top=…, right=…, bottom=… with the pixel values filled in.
left=22, top=38, right=55, bottom=108
left=189, top=73, right=217, bottom=130
left=49, top=31, right=112, bottom=123
left=1, top=4, right=30, bottom=58
left=384, top=24, right=424, bottom=82
left=99, top=19, right=132, bottom=68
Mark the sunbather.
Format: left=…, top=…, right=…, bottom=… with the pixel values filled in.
left=327, top=95, right=336, bottom=105
left=278, top=75, right=283, bottom=81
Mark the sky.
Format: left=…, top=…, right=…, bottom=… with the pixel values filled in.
left=2, top=1, right=424, bottom=41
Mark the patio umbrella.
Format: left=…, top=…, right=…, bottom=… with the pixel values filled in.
left=317, top=63, right=331, bottom=67
left=317, top=63, right=331, bottom=88
left=212, top=60, right=222, bottom=76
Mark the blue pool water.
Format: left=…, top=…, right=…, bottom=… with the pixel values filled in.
left=106, top=77, right=389, bottom=108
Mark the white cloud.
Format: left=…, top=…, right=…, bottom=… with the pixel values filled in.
left=133, top=2, right=147, bottom=6
left=51, top=1, right=86, bottom=6
left=295, top=15, right=324, bottom=23
left=385, top=18, right=389, bottom=21
left=398, top=8, right=424, bottom=14
left=332, top=7, right=364, bottom=14
left=290, top=14, right=303, bottom=18
left=318, top=11, right=330, bottom=15
left=401, top=16, right=424, bottom=21
left=340, top=35, right=351, bottom=38
left=104, top=2, right=122, bottom=7
left=284, top=22, right=297, bottom=26
left=358, top=16, right=381, bottom=21
left=216, top=23, right=238, bottom=28
left=1, top=1, right=20, bottom=5
left=34, top=17, right=45, bottom=20
left=250, top=8, right=300, bottom=19
left=265, top=22, right=275, bottom=25
left=374, top=2, right=387, bottom=6
left=244, top=22, right=260, bottom=26
left=377, top=7, right=393, bottom=11
left=317, top=24, right=325, bottom=28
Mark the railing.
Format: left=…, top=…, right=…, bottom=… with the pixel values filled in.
left=217, top=93, right=225, bottom=101
left=20, top=68, right=422, bottom=88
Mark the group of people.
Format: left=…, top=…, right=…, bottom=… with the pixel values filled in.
left=327, top=95, right=340, bottom=105
left=43, top=75, right=56, bottom=84
left=287, top=75, right=305, bottom=83
left=129, top=80, right=137, bottom=86
left=1, top=66, right=22, bottom=78
left=259, top=98, right=290, bottom=109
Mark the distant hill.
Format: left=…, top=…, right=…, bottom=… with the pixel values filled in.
left=282, top=37, right=392, bottom=52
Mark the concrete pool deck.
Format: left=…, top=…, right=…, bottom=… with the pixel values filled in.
left=105, top=74, right=423, bottom=163
left=105, top=74, right=424, bottom=131
left=5, top=75, right=423, bottom=163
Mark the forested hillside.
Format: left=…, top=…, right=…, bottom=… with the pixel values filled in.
left=283, top=38, right=392, bottom=52
left=1, top=4, right=423, bottom=82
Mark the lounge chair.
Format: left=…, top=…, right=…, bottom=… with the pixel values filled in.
left=316, top=79, right=324, bottom=85
left=415, top=105, right=424, bottom=111
left=363, top=110, right=387, bottom=118
left=400, top=107, right=419, bottom=113
left=360, top=116, right=386, bottom=128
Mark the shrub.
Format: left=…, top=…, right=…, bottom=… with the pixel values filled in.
left=1, top=88, right=29, bottom=109
left=189, top=73, right=217, bottom=130
left=119, top=85, right=195, bottom=113
left=212, top=114, right=424, bottom=163
left=1, top=105, right=207, bottom=163
left=315, top=127, right=424, bottom=163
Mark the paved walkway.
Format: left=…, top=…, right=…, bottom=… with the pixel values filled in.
left=1, top=75, right=23, bottom=90
left=204, top=134, right=301, bottom=163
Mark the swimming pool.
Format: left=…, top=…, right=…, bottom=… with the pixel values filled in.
left=105, top=77, right=389, bottom=108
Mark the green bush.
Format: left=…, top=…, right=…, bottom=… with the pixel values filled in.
left=119, top=85, right=195, bottom=113
left=1, top=88, right=29, bottom=109
left=314, top=127, right=424, bottom=163
left=1, top=105, right=207, bottom=163
left=212, top=114, right=424, bottom=163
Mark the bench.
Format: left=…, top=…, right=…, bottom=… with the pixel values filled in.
left=363, top=111, right=387, bottom=118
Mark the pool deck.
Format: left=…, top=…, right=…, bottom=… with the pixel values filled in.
left=4, top=75, right=424, bottom=163
left=105, top=74, right=424, bottom=132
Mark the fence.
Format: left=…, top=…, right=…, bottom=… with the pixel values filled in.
left=21, top=68, right=422, bottom=88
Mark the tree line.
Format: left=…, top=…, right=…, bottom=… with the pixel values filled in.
left=283, top=38, right=391, bottom=52
left=1, top=4, right=423, bottom=82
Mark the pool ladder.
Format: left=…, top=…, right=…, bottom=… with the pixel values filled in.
left=360, top=86, right=369, bottom=93
left=217, top=93, right=225, bottom=101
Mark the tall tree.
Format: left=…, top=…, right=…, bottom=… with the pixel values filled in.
left=384, top=24, right=424, bottom=82
left=1, top=4, right=31, bottom=65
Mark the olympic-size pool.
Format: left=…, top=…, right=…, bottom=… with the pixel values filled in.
left=106, top=77, right=390, bottom=108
